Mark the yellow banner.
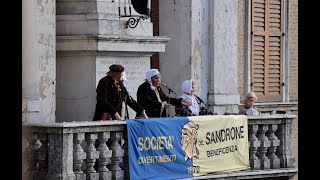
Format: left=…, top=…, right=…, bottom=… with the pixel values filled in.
left=188, top=115, right=250, bottom=176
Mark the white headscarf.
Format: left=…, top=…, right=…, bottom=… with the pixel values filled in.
left=146, top=69, right=160, bottom=90
left=181, top=79, right=193, bottom=94
left=180, top=79, right=199, bottom=115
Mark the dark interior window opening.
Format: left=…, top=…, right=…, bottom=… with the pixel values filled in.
left=131, top=0, right=148, bottom=16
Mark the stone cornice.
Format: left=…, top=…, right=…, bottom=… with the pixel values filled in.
left=56, top=35, right=170, bottom=52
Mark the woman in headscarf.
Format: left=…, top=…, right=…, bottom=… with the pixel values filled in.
left=175, top=79, right=214, bottom=116
left=175, top=79, right=199, bottom=116
left=136, top=69, right=191, bottom=118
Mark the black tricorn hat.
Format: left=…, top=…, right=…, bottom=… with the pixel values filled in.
left=109, top=64, right=124, bottom=72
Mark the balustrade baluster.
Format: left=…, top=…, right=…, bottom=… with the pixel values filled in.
left=266, top=124, right=280, bottom=168
left=248, top=124, right=261, bottom=169
left=85, top=133, right=99, bottom=179
left=110, top=131, right=125, bottom=179
left=74, top=133, right=86, bottom=179
left=257, top=124, right=271, bottom=169
left=97, top=132, right=112, bottom=179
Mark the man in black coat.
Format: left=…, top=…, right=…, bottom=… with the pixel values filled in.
left=136, top=69, right=191, bottom=118
left=93, top=64, right=148, bottom=121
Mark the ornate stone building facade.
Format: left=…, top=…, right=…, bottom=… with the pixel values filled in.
left=22, top=0, right=298, bottom=179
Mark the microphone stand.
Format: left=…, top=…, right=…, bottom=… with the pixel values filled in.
left=122, top=81, right=132, bottom=120
left=124, top=95, right=129, bottom=120
left=167, top=88, right=177, bottom=97
left=161, top=83, right=177, bottom=98
left=194, top=94, right=206, bottom=105
left=161, top=83, right=177, bottom=117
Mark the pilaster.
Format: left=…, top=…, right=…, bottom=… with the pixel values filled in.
left=22, top=0, right=56, bottom=123
left=207, top=0, right=240, bottom=114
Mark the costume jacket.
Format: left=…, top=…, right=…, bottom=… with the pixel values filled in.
left=93, top=75, right=144, bottom=120
left=137, top=81, right=182, bottom=118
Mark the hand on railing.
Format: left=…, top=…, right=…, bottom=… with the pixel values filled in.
left=140, top=110, right=149, bottom=119
left=115, top=112, right=123, bottom=120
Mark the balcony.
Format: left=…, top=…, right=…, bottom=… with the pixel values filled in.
left=22, top=114, right=297, bottom=180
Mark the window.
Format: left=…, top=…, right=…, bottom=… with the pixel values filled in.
left=250, top=0, right=285, bottom=102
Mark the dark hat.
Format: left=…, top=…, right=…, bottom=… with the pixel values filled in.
left=109, top=64, right=124, bottom=72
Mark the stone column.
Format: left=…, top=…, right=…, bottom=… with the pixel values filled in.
left=207, top=0, right=240, bottom=114
left=22, top=0, right=56, bottom=123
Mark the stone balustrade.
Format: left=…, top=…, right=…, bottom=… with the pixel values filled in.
left=22, top=115, right=298, bottom=180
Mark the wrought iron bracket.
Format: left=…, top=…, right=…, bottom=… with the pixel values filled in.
left=119, top=15, right=150, bottom=29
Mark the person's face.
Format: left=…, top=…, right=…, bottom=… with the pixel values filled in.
left=181, top=127, right=197, bottom=160
left=114, top=72, right=124, bottom=81
left=190, top=81, right=196, bottom=95
left=181, top=128, right=191, bottom=151
left=151, top=74, right=161, bottom=87
left=245, top=97, right=255, bottom=108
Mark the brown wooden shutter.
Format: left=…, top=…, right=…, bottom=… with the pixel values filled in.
left=251, top=0, right=283, bottom=102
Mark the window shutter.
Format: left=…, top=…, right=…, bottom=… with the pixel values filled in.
left=251, top=0, right=283, bottom=102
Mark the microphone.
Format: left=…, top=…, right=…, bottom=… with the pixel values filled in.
left=161, top=82, right=167, bottom=87
left=194, top=94, right=206, bottom=105
left=161, top=82, right=177, bottom=95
